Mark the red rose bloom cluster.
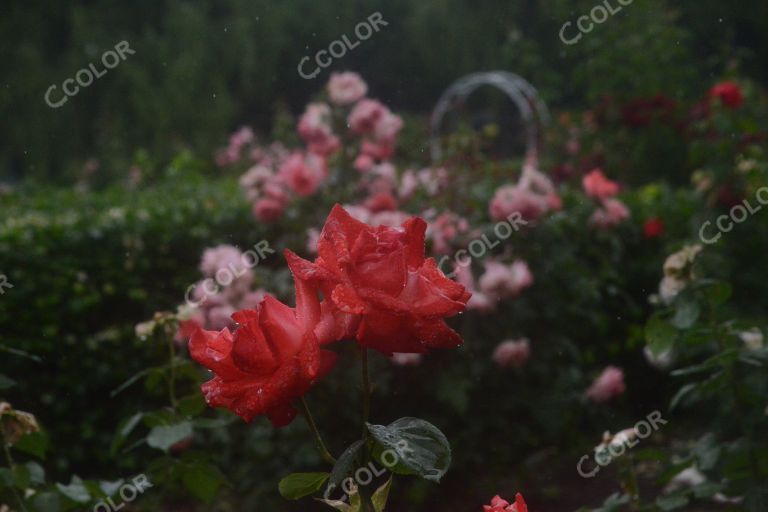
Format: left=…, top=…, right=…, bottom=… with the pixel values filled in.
left=709, top=81, right=743, bottom=109
left=484, top=493, right=528, bottom=512
left=190, top=205, right=470, bottom=426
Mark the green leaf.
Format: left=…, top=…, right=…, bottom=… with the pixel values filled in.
left=146, top=421, right=193, bottom=452
left=745, top=487, right=768, bottom=512
left=110, top=368, right=152, bottom=397
left=99, top=478, right=126, bottom=497
left=0, top=344, right=43, bottom=363
left=327, top=440, right=365, bottom=496
left=698, top=280, right=731, bottom=307
left=316, top=497, right=354, bottom=511
left=56, top=476, right=91, bottom=504
left=26, top=461, right=46, bottom=485
left=670, top=298, right=700, bottom=329
left=367, top=417, right=451, bottom=482
left=279, top=472, right=330, bottom=500
left=177, top=394, right=206, bottom=417
left=30, top=491, right=61, bottom=512
left=656, top=494, right=689, bottom=510
left=12, top=463, right=31, bottom=488
left=371, top=476, right=392, bottom=512
left=669, top=383, right=698, bottom=410
left=646, top=314, right=677, bottom=357
left=14, top=431, right=49, bottom=459
left=111, top=412, right=145, bottom=455
left=181, top=462, right=227, bottom=503
left=0, top=373, right=16, bottom=390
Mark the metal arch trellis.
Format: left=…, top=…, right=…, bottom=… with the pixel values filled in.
left=429, top=71, right=550, bottom=163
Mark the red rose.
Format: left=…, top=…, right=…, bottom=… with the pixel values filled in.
left=291, top=204, right=470, bottom=355
left=709, top=81, right=743, bottom=109
left=483, top=493, right=528, bottom=512
left=188, top=267, right=337, bottom=427
left=643, top=217, right=664, bottom=238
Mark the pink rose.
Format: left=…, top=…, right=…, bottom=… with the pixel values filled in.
left=478, top=260, right=534, bottom=300
left=253, top=197, right=286, bottom=222
left=279, top=153, right=326, bottom=197
left=390, top=353, right=423, bottom=366
left=493, top=339, right=531, bottom=369
left=327, top=72, right=368, bottom=105
left=354, top=153, right=374, bottom=172
left=590, top=198, right=630, bottom=229
left=399, top=169, right=419, bottom=199
left=585, top=366, right=626, bottom=403
left=348, top=99, right=386, bottom=134
left=582, top=169, right=619, bottom=199
left=298, top=103, right=340, bottom=157
left=489, top=184, right=549, bottom=222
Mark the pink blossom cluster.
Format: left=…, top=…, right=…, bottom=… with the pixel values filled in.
left=177, top=245, right=270, bottom=339
left=454, top=259, right=534, bottom=314
left=215, top=126, right=255, bottom=167
left=348, top=98, right=403, bottom=164
left=239, top=151, right=329, bottom=222
left=493, top=338, right=531, bottom=369
left=232, top=72, right=408, bottom=224
left=298, top=103, right=340, bottom=157
left=582, top=169, right=630, bottom=229
left=424, top=210, right=471, bottom=255
left=489, top=161, right=562, bottom=222
left=398, top=167, right=450, bottom=199
left=585, top=365, right=626, bottom=403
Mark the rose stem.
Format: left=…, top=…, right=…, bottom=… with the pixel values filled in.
left=361, top=347, right=371, bottom=436
left=166, top=327, right=178, bottom=408
left=359, top=347, right=376, bottom=512
left=299, top=397, right=336, bottom=465
left=1, top=429, right=29, bottom=512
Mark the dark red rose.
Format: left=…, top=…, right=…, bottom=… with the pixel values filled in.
left=188, top=266, right=337, bottom=427
left=709, top=81, right=743, bottom=109
left=290, top=205, right=471, bottom=355
left=643, top=217, right=664, bottom=238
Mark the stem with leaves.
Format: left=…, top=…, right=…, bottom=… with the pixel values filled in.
left=165, top=324, right=178, bottom=408
left=299, top=398, right=336, bottom=465
left=1, top=429, right=28, bottom=512
left=359, top=347, right=376, bottom=512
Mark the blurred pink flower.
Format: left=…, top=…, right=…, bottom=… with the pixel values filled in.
left=391, top=353, right=423, bottom=366
left=354, top=153, right=374, bottom=172
left=489, top=185, right=549, bottom=222
left=399, top=169, right=419, bottom=199
left=590, top=198, right=630, bottom=229
left=206, top=305, right=236, bottom=331
left=253, top=197, right=286, bottom=222
left=417, top=167, right=449, bottom=196
left=327, top=72, right=368, bottom=105
left=200, top=245, right=253, bottom=283
left=360, top=139, right=395, bottom=160
left=364, top=191, right=398, bottom=213
left=427, top=211, right=470, bottom=255
left=493, top=339, right=531, bottom=369
left=348, top=99, right=387, bottom=134
left=239, top=289, right=271, bottom=310
left=216, top=126, right=255, bottom=166
left=278, top=153, right=326, bottom=197
left=585, top=366, right=626, bottom=403
left=582, top=169, right=619, bottom=199
left=478, top=260, right=534, bottom=301
left=489, top=164, right=560, bottom=222
left=369, top=210, right=412, bottom=227
left=298, top=103, right=340, bottom=157
left=306, top=228, right=321, bottom=255
left=373, top=111, right=403, bottom=142
left=454, top=264, right=494, bottom=314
